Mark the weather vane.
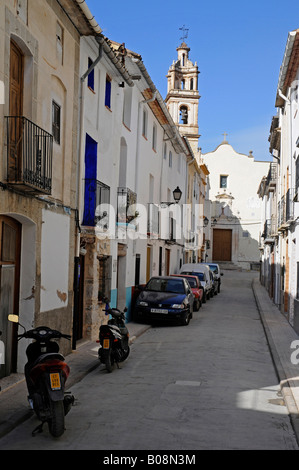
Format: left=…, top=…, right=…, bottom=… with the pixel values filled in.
left=179, top=25, right=189, bottom=42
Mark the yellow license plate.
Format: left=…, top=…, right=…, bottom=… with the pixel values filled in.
left=103, top=339, right=110, bottom=349
left=50, top=372, right=61, bottom=390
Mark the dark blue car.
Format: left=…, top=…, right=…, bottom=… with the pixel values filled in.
left=134, top=276, right=194, bottom=325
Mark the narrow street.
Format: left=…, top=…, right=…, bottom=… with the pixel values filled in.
left=0, top=270, right=298, bottom=450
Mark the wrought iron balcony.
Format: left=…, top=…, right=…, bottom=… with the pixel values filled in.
left=117, top=187, right=137, bottom=224
left=262, top=217, right=277, bottom=240
left=5, top=116, right=52, bottom=194
left=82, top=179, right=110, bottom=227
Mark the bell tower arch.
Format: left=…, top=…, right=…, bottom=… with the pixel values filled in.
left=165, top=41, right=200, bottom=154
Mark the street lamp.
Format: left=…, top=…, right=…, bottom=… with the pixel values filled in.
left=161, top=186, right=182, bottom=205
left=203, top=216, right=209, bottom=227
left=172, top=186, right=182, bottom=203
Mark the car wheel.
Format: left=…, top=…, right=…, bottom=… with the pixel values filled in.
left=181, top=310, right=191, bottom=326
left=218, top=285, right=221, bottom=293
left=202, top=292, right=207, bottom=303
left=195, top=299, right=200, bottom=311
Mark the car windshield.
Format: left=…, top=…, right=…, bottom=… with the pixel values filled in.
left=182, top=271, right=204, bottom=281
left=183, top=277, right=197, bottom=287
left=145, top=278, right=185, bottom=294
left=209, top=265, right=218, bottom=274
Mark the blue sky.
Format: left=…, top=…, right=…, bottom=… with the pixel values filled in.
left=86, top=0, right=299, bottom=161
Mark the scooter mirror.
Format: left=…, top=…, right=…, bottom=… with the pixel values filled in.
left=8, top=314, right=19, bottom=323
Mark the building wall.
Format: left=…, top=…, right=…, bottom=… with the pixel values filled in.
left=0, top=0, right=80, bottom=375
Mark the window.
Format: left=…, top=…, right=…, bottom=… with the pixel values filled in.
left=179, top=106, right=188, bottom=124
left=105, top=75, right=112, bottom=109
left=52, top=100, right=61, bottom=144
left=152, top=123, right=157, bottom=151
left=87, top=57, right=94, bottom=91
left=169, top=151, right=172, bottom=168
left=220, top=175, right=228, bottom=189
left=56, top=22, right=63, bottom=64
left=142, top=108, right=148, bottom=138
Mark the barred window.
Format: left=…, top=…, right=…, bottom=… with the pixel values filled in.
left=52, top=100, right=61, bottom=145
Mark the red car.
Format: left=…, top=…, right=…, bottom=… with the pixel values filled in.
left=171, top=274, right=203, bottom=311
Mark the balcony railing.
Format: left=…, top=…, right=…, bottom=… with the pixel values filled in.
left=82, top=179, right=110, bottom=227
left=266, top=162, right=277, bottom=188
left=286, top=188, right=295, bottom=222
left=117, top=187, right=137, bottom=224
left=262, top=217, right=277, bottom=239
left=5, top=116, right=52, bottom=194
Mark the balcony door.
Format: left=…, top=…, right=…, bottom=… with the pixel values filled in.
left=8, top=40, right=24, bottom=181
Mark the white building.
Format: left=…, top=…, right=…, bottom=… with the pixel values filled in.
left=202, top=137, right=269, bottom=269
left=77, top=35, right=199, bottom=340
left=259, top=28, right=299, bottom=330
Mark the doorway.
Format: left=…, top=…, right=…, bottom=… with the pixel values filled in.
left=213, top=229, right=232, bottom=261
left=0, top=216, right=21, bottom=378
left=8, top=40, right=24, bottom=181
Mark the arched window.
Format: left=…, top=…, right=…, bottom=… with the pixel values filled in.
left=190, top=78, right=194, bottom=90
left=181, top=79, right=185, bottom=90
left=179, top=106, right=188, bottom=124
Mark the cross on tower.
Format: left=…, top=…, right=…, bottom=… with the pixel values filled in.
left=222, top=132, right=228, bottom=142
left=179, top=25, right=189, bottom=42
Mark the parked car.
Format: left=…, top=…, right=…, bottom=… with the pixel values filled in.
left=179, top=263, right=213, bottom=303
left=134, top=276, right=194, bottom=325
left=206, top=263, right=223, bottom=293
left=171, top=274, right=203, bottom=311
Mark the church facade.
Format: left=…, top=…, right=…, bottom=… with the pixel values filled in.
left=201, top=138, right=269, bottom=270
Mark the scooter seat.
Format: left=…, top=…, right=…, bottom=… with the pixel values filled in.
left=31, top=352, right=65, bottom=368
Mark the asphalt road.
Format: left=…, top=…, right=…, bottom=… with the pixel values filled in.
left=0, top=270, right=298, bottom=450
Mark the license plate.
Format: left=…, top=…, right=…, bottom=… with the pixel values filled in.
left=151, top=308, right=168, bottom=314
left=50, top=372, right=61, bottom=390
left=103, top=338, right=110, bottom=349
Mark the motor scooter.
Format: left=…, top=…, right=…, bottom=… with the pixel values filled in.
left=97, top=299, right=130, bottom=372
left=8, top=315, right=74, bottom=437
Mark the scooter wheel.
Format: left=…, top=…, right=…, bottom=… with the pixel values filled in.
left=105, top=350, right=114, bottom=373
left=48, top=400, right=65, bottom=437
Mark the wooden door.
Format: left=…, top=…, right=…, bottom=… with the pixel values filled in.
left=213, top=229, right=232, bottom=261
left=0, top=216, right=21, bottom=377
left=9, top=41, right=24, bottom=181
left=165, top=248, right=170, bottom=275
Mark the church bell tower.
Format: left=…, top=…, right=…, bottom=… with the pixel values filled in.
left=165, top=36, right=200, bottom=154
